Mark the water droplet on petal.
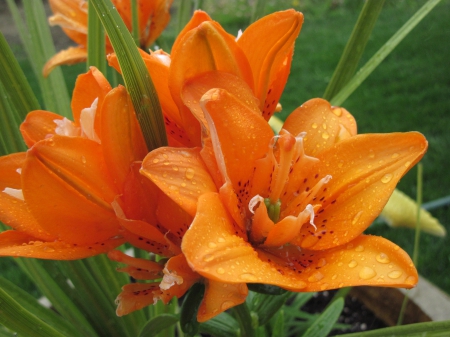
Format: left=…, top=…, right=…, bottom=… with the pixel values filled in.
left=387, top=270, right=403, bottom=279
left=355, top=245, right=364, bottom=252
left=381, top=174, right=393, bottom=184
left=81, top=156, right=86, bottom=164
left=185, top=168, right=195, bottom=180
left=208, top=242, right=217, bottom=248
left=348, top=260, right=358, bottom=268
left=312, top=123, right=318, bottom=129
left=359, top=267, right=376, bottom=280
left=391, top=153, right=399, bottom=159
left=152, top=158, right=159, bottom=163
left=332, top=108, right=342, bottom=117
left=217, top=267, right=225, bottom=274
left=404, top=161, right=411, bottom=167
left=172, top=166, right=179, bottom=171
left=317, top=258, right=326, bottom=267
left=43, top=246, right=55, bottom=252
left=240, top=273, right=257, bottom=281
left=203, top=254, right=214, bottom=262
left=405, top=276, right=417, bottom=286
left=217, top=237, right=225, bottom=243
left=352, top=211, right=363, bottom=225
left=221, top=300, right=235, bottom=311
left=376, top=253, right=390, bottom=264
left=322, top=131, right=330, bottom=140
left=308, top=271, right=324, bottom=282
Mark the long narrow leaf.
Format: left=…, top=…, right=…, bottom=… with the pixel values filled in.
left=0, top=286, right=66, bottom=337
left=0, top=32, right=40, bottom=118
left=87, top=0, right=106, bottom=73
left=21, top=0, right=71, bottom=117
left=0, top=277, right=82, bottom=337
left=323, top=0, right=386, bottom=100
left=301, top=298, right=344, bottom=337
left=331, top=0, right=442, bottom=106
left=90, top=0, right=167, bottom=150
left=138, top=314, right=179, bottom=337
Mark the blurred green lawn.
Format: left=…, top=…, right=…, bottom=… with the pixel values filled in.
left=2, top=0, right=449, bottom=296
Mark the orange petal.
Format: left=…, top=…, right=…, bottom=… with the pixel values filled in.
left=100, top=86, right=147, bottom=190
left=108, top=250, right=164, bottom=280
left=261, top=235, right=418, bottom=291
left=120, top=226, right=179, bottom=257
left=170, top=20, right=253, bottom=146
left=181, top=192, right=306, bottom=290
left=249, top=202, right=274, bottom=244
left=22, top=136, right=120, bottom=244
left=283, top=98, right=357, bottom=157
left=71, top=67, right=112, bottom=131
left=43, top=46, right=87, bottom=77
left=116, top=282, right=161, bottom=316
left=237, top=10, right=303, bottom=118
left=158, top=254, right=201, bottom=304
left=141, top=147, right=217, bottom=217
left=197, top=280, right=248, bottom=322
left=138, top=0, right=173, bottom=47
left=0, top=230, right=124, bottom=260
left=298, top=132, right=428, bottom=250
left=48, top=0, right=88, bottom=46
left=0, top=153, right=55, bottom=241
left=20, top=110, right=65, bottom=147
left=200, top=88, right=273, bottom=210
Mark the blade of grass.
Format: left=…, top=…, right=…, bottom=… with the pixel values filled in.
left=131, top=0, right=140, bottom=46
left=90, top=0, right=167, bottom=150
left=323, top=0, right=386, bottom=100
left=0, top=32, right=40, bottom=118
left=250, top=0, right=267, bottom=24
left=21, top=0, right=71, bottom=117
left=177, top=0, right=193, bottom=35
left=330, top=0, right=442, bottom=106
left=87, top=0, right=106, bottom=74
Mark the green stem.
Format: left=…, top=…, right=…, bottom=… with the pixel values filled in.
left=131, top=0, right=140, bottom=46
left=232, top=302, right=255, bottom=337
left=87, top=0, right=106, bottom=73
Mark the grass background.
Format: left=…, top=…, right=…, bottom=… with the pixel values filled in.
left=1, top=0, right=449, bottom=297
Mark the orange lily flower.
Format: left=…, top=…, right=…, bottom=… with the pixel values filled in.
left=0, top=67, right=170, bottom=259
left=107, top=9, right=303, bottom=148
left=141, top=85, right=427, bottom=321
left=43, top=0, right=173, bottom=76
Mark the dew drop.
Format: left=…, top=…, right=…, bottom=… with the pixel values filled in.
left=355, top=245, right=364, bottom=252
left=81, top=156, right=86, bottom=164
left=322, top=123, right=327, bottom=130
left=208, top=242, right=217, bottom=248
left=308, top=271, right=324, bottom=282
left=152, top=158, right=159, bottom=164
left=351, top=211, right=363, bottom=225
left=332, top=108, right=342, bottom=117
left=381, top=174, right=393, bottom=184
left=376, top=253, right=390, bottom=264
left=404, top=161, right=411, bottom=167
left=217, top=267, right=225, bottom=274
left=387, top=270, right=403, bottom=279
left=221, top=300, right=235, bottom=311
left=359, top=267, right=376, bottom=280
left=322, top=132, right=330, bottom=140
left=240, top=273, right=257, bottom=281
left=203, top=254, right=214, bottom=262
left=332, top=274, right=337, bottom=280
left=185, top=168, right=195, bottom=180
left=405, top=276, right=417, bottom=286
left=43, top=246, right=55, bottom=253
left=172, top=166, right=179, bottom=171
left=348, top=260, right=358, bottom=268
left=337, top=262, right=343, bottom=267
left=312, top=123, right=318, bottom=129
left=391, top=153, right=399, bottom=159
left=317, top=258, right=327, bottom=267
left=217, top=237, right=225, bottom=243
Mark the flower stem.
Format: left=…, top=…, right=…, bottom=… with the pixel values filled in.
left=232, top=302, right=255, bottom=337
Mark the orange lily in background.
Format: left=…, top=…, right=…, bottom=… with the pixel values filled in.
left=43, top=0, right=173, bottom=76
left=141, top=85, right=427, bottom=321
left=0, top=67, right=159, bottom=259
left=107, top=9, right=303, bottom=147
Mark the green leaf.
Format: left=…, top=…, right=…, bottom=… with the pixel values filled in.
left=270, top=310, right=285, bottom=336
left=180, top=282, right=204, bottom=336
left=323, top=0, right=386, bottom=100
left=330, top=0, right=442, bottom=106
left=138, top=314, right=179, bottom=337
left=177, top=0, right=193, bottom=35
left=20, top=0, right=71, bottom=117
left=131, top=0, right=140, bottom=46
left=199, top=313, right=239, bottom=337
left=87, top=1, right=106, bottom=74
left=250, top=0, right=267, bottom=24
left=0, top=31, right=40, bottom=119
left=301, top=297, right=344, bottom=337
left=0, top=285, right=66, bottom=337
left=89, top=0, right=167, bottom=151
left=337, top=320, right=450, bottom=337
left=0, top=277, right=82, bottom=337
left=252, top=291, right=291, bottom=326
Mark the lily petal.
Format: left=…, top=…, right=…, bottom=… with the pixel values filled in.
left=182, top=192, right=307, bottom=290
left=0, top=230, right=124, bottom=260
left=116, top=283, right=161, bottom=316
left=237, top=9, right=303, bottom=119
left=43, top=46, right=87, bottom=77
left=141, top=147, right=217, bottom=217
left=0, top=153, right=55, bottom=241
left=108, top=250, right=164, bottom=280
left=296, top=132, right=428, bottom=250
left=22, top=136, right=120, bottom=244
left=20, top=110, right=65, bottom=147
left=283, top=98, right=357, bottom=157
left=197, top=280, right=248, bottom=322
left=100, top=85, right=147, bottom=190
